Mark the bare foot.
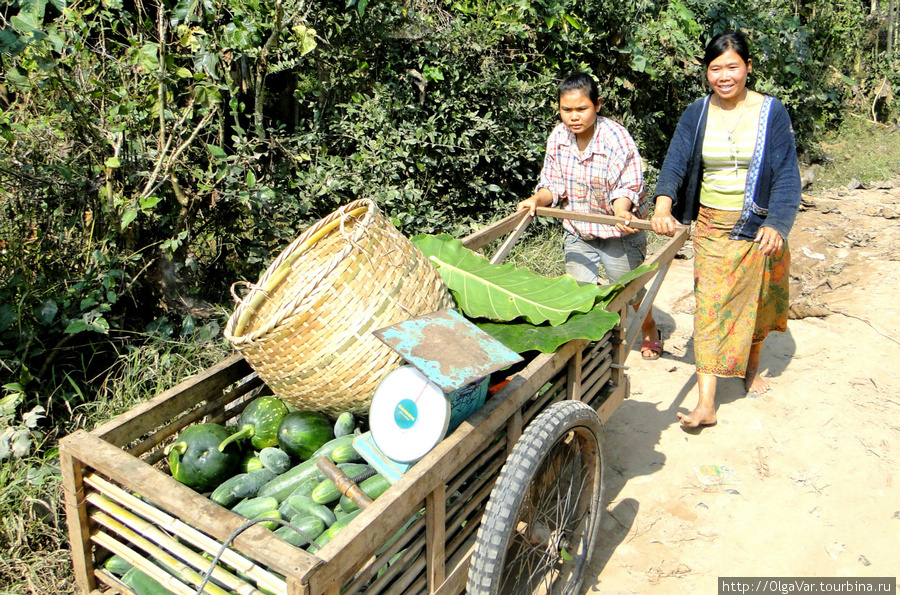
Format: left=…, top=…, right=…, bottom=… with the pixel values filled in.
left=744, top=372, right=769, bottom=394
left=744, top=342, right=768, bottom=394
left=640, top=316, right=661, bottom=360
left=677, top=407, right=717, bottom=428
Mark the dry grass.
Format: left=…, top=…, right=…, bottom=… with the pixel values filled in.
left=0, top=337, right=230, bottom=595
left=808, top=118, right=900, bottom=190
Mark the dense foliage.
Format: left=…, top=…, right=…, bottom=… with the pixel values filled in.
left=0, top=0, right=898, bottom=454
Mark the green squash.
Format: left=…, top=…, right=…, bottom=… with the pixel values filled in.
left=277, top=410, right=334, bottom=460
left=167, top=423, right=241, bottom=492
left=218, top=396, right=289, bottom=452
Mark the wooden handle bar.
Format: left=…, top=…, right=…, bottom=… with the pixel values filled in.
left=533, top=206, right=685, bottom=232
left=316, top=458, right=373, bottom=509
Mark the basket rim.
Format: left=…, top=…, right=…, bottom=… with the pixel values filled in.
left=224, top=198, right=377, bottom=344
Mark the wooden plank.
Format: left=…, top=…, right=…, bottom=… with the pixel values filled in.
left=60, top=431, right=318, bottom=580
left=435, top=540, right=475, bottom=595
left=378, top=547, right=426, bottom=595
left=59, top=443, right=96, bottom=595
left=446, top=435, right=504, bottom=498
left=582, top=368, right=612, bottom=405
left=567, top=348, right=582, bottom=400
left=582, top=359, right=612, bottom=398
left=505, top=410, right=522, bottom=457
left=596, top=380, right=628, bottom=425
left=459, top=210, right=528, bottom=252
left=444, top=484, right=489, bottom=557
left=581, top=342, right=612, bottom=380
left=445, top=483, right=491, bottom=557
left=85, top=474, right=287, bottom=595
left=286, top=574, right=310, bottom=595
left=340, top=513, right=427, bottom=594
left=610, top=306, right=628, bottom=388
left=522, top=362, right=574, bottom=426
left=488, top=212, right=532, bottom=265
left=306, top=341, right=583, bottom=591
left=92, top=354, right=252, bottom=447
left=426, top=484, right=447, bottom=593
left=127, top=375, right=265, bottom=461
left=533, top=206, right=656, bottom=230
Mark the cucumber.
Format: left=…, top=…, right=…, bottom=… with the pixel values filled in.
left=338, top=474, right=391, bottom=513
left=310, top=463, right=372, bottom=504
left=277, top=476, right=320, bottom=520
left=209, top=474, right=247, bottom=507
left=278, top=496, right=297, bottom=519
left=286, top=476, right=319, bottom=500
left=258, top=447, right=291, bottom=474
left=233, top=468, right=277, bottom=499
left=120, top=567, right=175, bottom=595
left=250, top=508, right=282, bottom=531
left=309, top=435, right=358, bottom=463
left=277, top=411, right=334, bottom=460
left=211, top=468, right=276, bottom=506
left=232, top=496, right=279, bottom=519
left=103, top=554, right=133, bottom=576
left=278, top=477, right=319, bottom=519
left=313, top=510, right=362, bottom=549
left=286, top=494, right=337, bottom=527
left=333, top=412, right=355, bottom=438
left=332, top=440, right=363, bottom=464
left=256, top=458, right=326, bottom=503
left=273, top=515, right=325, bottom=547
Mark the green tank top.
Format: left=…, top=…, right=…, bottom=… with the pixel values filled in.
left=699, top=109, right=759, bottom=210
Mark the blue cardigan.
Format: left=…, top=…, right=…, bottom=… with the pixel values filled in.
left=653, top=95, right=801, bottom=241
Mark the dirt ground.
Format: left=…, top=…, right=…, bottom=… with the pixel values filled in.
left=587, top=178, right=900, bottom=592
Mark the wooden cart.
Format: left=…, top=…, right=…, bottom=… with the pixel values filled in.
left=60, top=208, right=688, bottom=595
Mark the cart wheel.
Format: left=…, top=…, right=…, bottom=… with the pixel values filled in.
left=467, top=400, right=605, bottom=595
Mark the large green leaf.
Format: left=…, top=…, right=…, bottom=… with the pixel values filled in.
left=476, top=306, right=620, bottom=354
left=595, top=262, right=659, bottom=305
left=412, top=233, right=601, bottom=326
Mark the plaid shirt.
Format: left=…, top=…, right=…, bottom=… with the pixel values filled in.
left=537, top=118, right=647, bottom=239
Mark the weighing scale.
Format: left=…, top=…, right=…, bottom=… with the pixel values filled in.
left=354, top=309, right=523, bottom=483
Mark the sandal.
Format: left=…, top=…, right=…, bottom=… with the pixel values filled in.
left=641, top=338, right=663, bottom=360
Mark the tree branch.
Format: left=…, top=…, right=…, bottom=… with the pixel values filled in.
left=254, top=0, right=285, bottom=140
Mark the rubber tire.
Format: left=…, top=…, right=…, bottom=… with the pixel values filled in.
left=467, top=400, right=605, bottom=595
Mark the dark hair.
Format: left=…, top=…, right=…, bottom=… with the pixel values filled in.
left=703, top=32, right=751, bottom=66
left=557, top=72, right=600, bottom=106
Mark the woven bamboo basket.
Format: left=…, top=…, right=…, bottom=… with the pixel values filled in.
left=224, top=198, right=453, bottom=416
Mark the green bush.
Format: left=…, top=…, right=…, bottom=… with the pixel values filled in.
left=0, top=0, right=897, bottom=442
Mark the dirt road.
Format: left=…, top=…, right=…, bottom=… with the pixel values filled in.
left=587, top=180, right=900, bottom=592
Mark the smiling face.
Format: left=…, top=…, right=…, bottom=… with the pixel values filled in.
left=706, top=49, right=752, bottom=103
left=559, top=89, right=600, bottom=141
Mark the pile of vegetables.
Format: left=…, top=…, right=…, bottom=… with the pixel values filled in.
left=154, top=396, right=390, bottom=585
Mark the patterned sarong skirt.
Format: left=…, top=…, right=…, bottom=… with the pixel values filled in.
left=693, top=206, right=790, bottom=377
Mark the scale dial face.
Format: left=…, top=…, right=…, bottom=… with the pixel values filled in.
left=369, top=366, right=450, bottom=463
